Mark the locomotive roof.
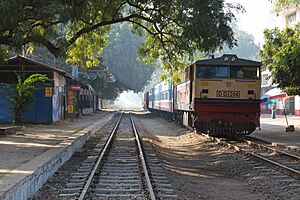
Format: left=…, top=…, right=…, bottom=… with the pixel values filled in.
left=195, top=54, right=261, bottom=67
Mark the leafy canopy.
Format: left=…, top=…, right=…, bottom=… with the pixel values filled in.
left=29, top=22, right=155, bottom=98
left=259, top=26, right=300, bottom=95
left=0, top=0, right=242, bottom=73
left=79, top=23, right=155, bottom=99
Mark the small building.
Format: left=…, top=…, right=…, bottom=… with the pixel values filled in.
left=279, top=5, right=300, bottom=27
left=66, top=82, right=97, bottom=117
left=0, top=55, right=71, bottom=123
left=79, top=84, right=97, bottom=115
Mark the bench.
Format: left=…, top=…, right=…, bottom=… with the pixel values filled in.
left=0, top=126, right=21, bottom=135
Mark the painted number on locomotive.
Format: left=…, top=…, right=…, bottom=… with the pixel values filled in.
left=216, top=90, right=240, bottom=98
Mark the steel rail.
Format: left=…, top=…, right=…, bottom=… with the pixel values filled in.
left=130, top=113, right=156, bottom=200
left=78, top=112, right=123, bottom=200
left=248, top=152, right=300, bottom=178
left=201, top=133, right=300, bottom=179
left=239, top=136, right=300, bottom=161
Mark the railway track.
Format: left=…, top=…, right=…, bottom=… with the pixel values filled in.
left=59, top=112, right=177, bottom=200
left=202, top=133, right=300, bottom=180
left=237, top=136, right=300, bottom=178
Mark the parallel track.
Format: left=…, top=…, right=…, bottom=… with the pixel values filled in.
left=238, top=136, right=300, bottom=178
left=201, top=133, right=300, bottom=179
left=59, top=112, right=177, bottom=199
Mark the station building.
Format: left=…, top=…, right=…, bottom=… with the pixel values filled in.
left=0, top=55, right=96, bottom=123
left=261, top=70, right=298, bottom=115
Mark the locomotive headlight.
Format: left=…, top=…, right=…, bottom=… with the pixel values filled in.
left=202, top=89, right=208, bottom=93
left=248, top=90, right=254, bottom=95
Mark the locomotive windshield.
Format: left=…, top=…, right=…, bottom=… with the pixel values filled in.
left=198, top=66, right=228, bottom=78
left=197, top=65, right=260, bottom=79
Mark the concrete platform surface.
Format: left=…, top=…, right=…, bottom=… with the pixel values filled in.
left=0, top=111, right=114, bottom=200
left=251, top=114, right=300, bottom=152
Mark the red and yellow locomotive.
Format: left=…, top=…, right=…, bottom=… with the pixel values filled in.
left=144, top=54, right=261, bottom=136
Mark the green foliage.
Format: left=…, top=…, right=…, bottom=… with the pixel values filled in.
left=270, top=0, right=300, bottom=12
left=259, top=26, right=300, bottom=95
left=78, top=23, right=155, bottom=99
left=78, top=68, right=125, bottom=99
left=0, top=0, right=241, bottom=73
left=66, top=27, right=110, bottom=68
left=97, top=81, right=128, bottom=100
left=0, top=45, right=9, bottom=63
left=4, top=74, right=49, bottom=124
left=102, top=23, right=155, bottom=92
left=143, top=68, right=164, bottom=91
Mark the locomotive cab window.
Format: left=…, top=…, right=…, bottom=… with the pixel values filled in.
left=197, top=65, right=260, bottom=80
left=197, top=66, right=229, bottom=78
left=230, top=66, right=260, bottom=79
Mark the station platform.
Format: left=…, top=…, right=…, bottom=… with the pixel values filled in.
left=0, top=111, right=114, bottom=200
left=251, top=114, right=300, bottom=152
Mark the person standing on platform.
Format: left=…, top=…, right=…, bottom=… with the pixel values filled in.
left=271, top=103, right=276, bottom=119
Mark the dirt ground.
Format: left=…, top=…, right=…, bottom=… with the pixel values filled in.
left=0, top=111, right=110, bottom=178
left=133, top=112, right=270, bottom=200
left=4, top=110, right=298, bottom=200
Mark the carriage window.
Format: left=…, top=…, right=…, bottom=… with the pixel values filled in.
left=197, top=66, right=229, bottom=78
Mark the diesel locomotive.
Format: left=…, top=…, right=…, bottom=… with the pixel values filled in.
left=143, top=54, right=261, bottom=136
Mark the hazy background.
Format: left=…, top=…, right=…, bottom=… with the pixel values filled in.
left=227, top=0, right=279, bottom=44
left=114, top=0, right=280, bottom=108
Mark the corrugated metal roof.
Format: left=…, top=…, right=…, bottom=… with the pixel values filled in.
left=4, top=55, right=74, bottom=78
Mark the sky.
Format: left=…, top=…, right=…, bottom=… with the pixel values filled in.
left=227, top=0, right=280, bottom=45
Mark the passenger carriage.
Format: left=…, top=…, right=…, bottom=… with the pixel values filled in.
left=146, top=81, right=173, bottom=119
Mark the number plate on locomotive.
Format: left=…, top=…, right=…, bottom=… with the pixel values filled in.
left=216, top=90, right=240, bottom=98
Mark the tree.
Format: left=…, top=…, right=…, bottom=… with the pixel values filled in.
left=4, top=74, right=49, bottom=124
left=270, top=0, right=300, bottom=12
left=102, top=23, right=155, bottom=92
left=259, top=26, right=300, bottom=95
left=0, top=0, right=242, bottom=74
left=216, top=25, right=260, bottom=60
left=78, top=68, right=127, bottom=99
left=30, top=23, right=155, bottom=98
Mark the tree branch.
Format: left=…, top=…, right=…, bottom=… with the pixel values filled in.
left=128, top=20, right=158, bottom=36
left=68, top=13, right=157, bottom=45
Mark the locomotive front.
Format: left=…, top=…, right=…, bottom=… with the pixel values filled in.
left=193, top=54, right=261, bottom=136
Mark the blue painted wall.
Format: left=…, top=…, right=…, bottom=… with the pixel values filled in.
left=0, top=85, right=13, bottom=123
left=0, top=84, right=53, bottom=123
left=23, top=87, right=53, bottom=123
